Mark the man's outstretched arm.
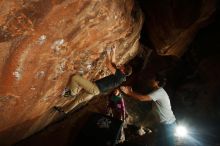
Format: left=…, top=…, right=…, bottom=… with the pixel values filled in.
left=106, top=49, right=116, bottom=74
left=120, top=86, right=152, bottom=101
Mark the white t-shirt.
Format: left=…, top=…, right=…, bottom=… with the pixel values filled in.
left=149, top=87, right=176, bottom=124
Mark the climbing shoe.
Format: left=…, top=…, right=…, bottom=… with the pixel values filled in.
left=62, top=88, right=72, bottom=97
left=53, top=106, right=66, bottom=114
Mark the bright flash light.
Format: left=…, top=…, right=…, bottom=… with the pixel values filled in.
left=175, top=125, right=188, bottom=138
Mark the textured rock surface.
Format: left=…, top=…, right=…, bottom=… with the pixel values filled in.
left=0, top=0, right=217, bottom=145
left=0, top=0, right=143, bottom=145
left=139, top=0, right=216, bottom=56
left=15, top=95, right=108, bottom=146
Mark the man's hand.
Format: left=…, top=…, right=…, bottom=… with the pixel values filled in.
left=106, top=48, right=116, bottom=74
left=120, top=86, right=133, bottom=95
left=106, top=48, right=113, bottom=61
left=121, top=86, right=152, bottom=101
left=107, top=46, right=117, bottom=64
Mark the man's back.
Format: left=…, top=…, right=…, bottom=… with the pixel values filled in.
left=95, top=69, right=126, bottom=93
left=148, top=88, right=176, bottom=124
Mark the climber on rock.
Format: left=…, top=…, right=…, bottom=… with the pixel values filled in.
left=62, top=48, right=132, bottom=98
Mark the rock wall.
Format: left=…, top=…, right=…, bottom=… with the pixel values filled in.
left=0, top=0, right=217, bottom=145
left=139, top=0, right=216, bottom=57
left=0, top=0, right=143, bottom=145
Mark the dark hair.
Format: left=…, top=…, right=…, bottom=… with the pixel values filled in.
left=124, top=65, right=132, bottom=76
left=155, top=75, right=167, bottom=87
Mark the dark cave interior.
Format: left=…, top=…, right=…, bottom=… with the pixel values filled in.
left=0, top=0, right=220, bottom=146
left=130, top=1, right=220, bottom=145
